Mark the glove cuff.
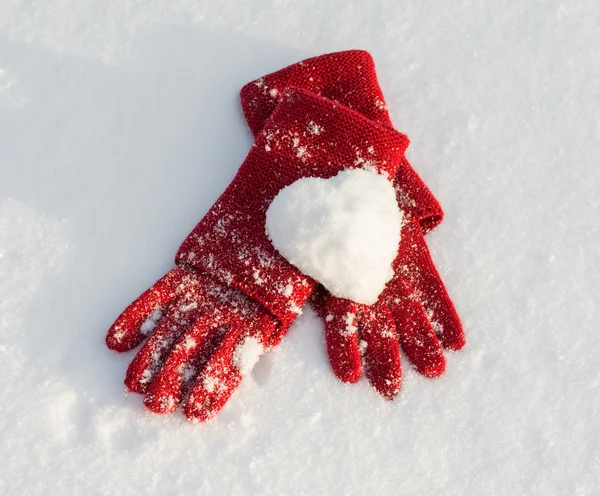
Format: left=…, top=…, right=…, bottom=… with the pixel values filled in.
left=241, top=50, right=393, bottom=135
left=241, top=50, right=444, bottom=231
left=177, top=88, right=408, bottom=324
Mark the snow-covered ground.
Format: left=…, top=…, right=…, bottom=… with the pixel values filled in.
left=1, top=1, right=599, bottom=494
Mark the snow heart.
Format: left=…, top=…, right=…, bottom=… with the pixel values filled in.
left=266, top=168, right=403, bottom=305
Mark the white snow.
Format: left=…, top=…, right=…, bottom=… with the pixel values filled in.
left=1, top=2, right=600, bottom=495
left=233, top=337, right=264, bottom=376
left=266, top=169, right=402, bottom=304
left=140, top=308, right=163, bottom=335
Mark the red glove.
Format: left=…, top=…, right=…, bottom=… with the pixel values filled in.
left=240, top=50, right=465, bottom=399
left=106, top=88, right=407, bottom=421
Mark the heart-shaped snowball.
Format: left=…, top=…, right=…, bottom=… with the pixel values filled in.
left=266, top=168, right=403, bottom=305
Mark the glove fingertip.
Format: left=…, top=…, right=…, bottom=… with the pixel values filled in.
left=443, top=329, right=466, bottom=351
left=182, top=392, right=216, bottom=423
left=143, top=391, right=178, bottom=415
left=435, top=306, right=465, bottom=351
left=332, top=357, right=362, bottom=384
left=370, top=372, right=402, bottom=401
left=419, top=353, right=446, bottom=378
left=182, top=373, right=241, bottom=424
left=365, top=344, right=402, bottom=400
left=326, top=329, right=363, bottom=384
left=106, top=326, right=140, bottom=352
left=124, top=352, right=155, bottom=394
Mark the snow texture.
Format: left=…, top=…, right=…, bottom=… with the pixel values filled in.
left=233, top=337, right=264, bottom=376
left=1, top=2, right=600, bottom=495
left=266, top=169, right=402, bottom=305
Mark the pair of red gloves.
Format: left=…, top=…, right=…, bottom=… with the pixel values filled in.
left=106, top=51, right=464, bottom=422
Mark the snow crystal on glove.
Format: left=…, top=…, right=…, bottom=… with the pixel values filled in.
left=266, top=169, right=402, bottom=305
left=233, top=337, right=264, bottom=375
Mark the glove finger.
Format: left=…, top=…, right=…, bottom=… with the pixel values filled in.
left=183, top=316, right=276, bottom=423
left=182, top=326, right=243, bottom=423
left=324, top=296, right=361, bottom=383
left=106, top=267, right=189, bottom=352
left=359, top=303, right=402, bottom=399
left=143, top=316, right=226, bottom=414
left=399, top=221, right=465, bottom=350
left=124, top=297, right=203, bottom=394
left=389, top=279, right=446, bottom=378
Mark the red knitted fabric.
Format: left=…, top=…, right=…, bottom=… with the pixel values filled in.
left=240, top=51, right=464, bottom=399
left=242, top=50, right=393, bottom=135
left=240, top=50, right=443, bottom=232
left=106, top=88, right=407, bottom=421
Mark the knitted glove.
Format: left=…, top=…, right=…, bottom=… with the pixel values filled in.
left=106, top=88, right=407, bottom=421
left=240, top=50, right=464, bottom=399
